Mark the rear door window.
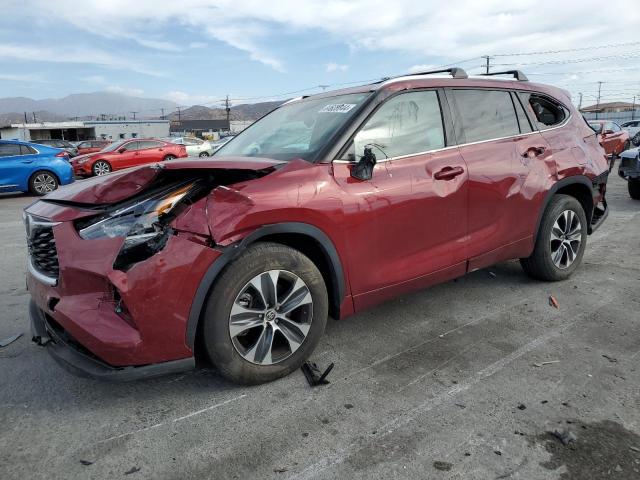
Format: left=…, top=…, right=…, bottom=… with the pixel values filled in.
left=0, top=144, right=23, bottom=157
left=137, top=141, right=164, bottom=150
left=451, top=89, right=520, bottom=143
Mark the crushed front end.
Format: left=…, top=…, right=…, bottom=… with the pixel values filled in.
left=25, top=161, right=279, bottom=380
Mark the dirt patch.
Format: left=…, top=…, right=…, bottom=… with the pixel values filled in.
left=528, top=420, right=640, bottom=479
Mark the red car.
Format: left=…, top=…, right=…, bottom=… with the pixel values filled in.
left=26, top=68, right=609, bottom=384
left=71, top=138, right=187, bottom=176
left=76, top=140, right=112, bottom=156
left=588, top=120, right=630, bottom=157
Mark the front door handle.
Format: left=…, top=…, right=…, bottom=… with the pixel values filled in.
left=21, top=160, right=34, bottom=164
left=522, top=146, right=546, bottom=158
left=434, top=166, right=464, bottom=180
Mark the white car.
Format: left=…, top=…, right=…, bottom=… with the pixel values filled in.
left=210, top=135, right=235, bottom=153
left=165, top=137, right=214, bottom=157
left=620, top=120, right=640, bottom=146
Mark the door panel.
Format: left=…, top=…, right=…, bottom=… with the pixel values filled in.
left=330, top=89, right=468, bottom=310
left=332, top=154, right=467, bottom=310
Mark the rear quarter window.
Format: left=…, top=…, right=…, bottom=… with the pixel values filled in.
left=520, top=93, right=568, bottom=129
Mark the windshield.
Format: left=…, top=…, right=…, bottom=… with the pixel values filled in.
left=100, top=140, right=127, bottom=152
left=215, top=92, right=370, bottom=161
left=589, top=122, right=603, bottom=134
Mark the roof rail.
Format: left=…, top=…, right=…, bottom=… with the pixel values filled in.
left=405, top=67, right=468, bottom=79
left=480, top=70, right=529, bottom=81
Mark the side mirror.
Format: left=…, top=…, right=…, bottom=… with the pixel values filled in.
left=118, top=147, right=127, bottom=153
left=603, top=129, right=614, bottom=135
left=350, top=147, right=377, bottom=181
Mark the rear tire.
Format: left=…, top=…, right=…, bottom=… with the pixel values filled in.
left=29, top=171, right=59, bottom=195
left=164, top=155, right=176, bottom=161
left=632, top=132, right=640, bottom=147
left=202, top=242, right=328, bottom=385
left=520, top=194, right=588, bottom=281
left=629, top=179, right=640, bottom=200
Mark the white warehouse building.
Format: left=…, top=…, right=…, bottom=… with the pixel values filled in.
left=0, top=120, right=170, bottom=142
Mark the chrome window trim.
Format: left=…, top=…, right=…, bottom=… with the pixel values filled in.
left=333, top=99, right=572, bottom=164
left=28, top=259, right=58, bottom=286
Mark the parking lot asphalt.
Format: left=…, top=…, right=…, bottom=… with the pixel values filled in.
left=0, top=173, right=639, bottom=480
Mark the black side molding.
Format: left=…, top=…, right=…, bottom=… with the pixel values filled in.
left=185, top=222, right=346, bottom=349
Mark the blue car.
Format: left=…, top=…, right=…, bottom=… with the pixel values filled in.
left=0, top=139, right=74, bottom=195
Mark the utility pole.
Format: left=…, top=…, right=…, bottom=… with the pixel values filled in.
left=224, top=95, right=231, bottom=130
left=32, top=112, right=37, bottom=123
left=578, top=93, right=583, bottom=111
left=24, top=112, right=28, bottom=124
left=633, top=95, right=637, bottom=121
left=176, top=106, right=182, bottom=122
left=130, top=111, right=138, bottom=120
left=482, top=55, right=493, bottom=74
left=160, top=108, right=165, bottom=120
left=595, top=81, right=603, bottom=120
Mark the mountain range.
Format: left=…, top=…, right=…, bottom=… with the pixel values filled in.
left=0, top=92, right=286, bottom=125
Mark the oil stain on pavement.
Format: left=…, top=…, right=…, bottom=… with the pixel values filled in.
left=528, top=420, right=640, bottom=479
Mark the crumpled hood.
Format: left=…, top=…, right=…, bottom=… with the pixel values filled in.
left=42, top=156, right=285, bottom=205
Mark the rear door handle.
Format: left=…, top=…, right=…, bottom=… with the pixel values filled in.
left=522, top=146, right=546, bottom=158
left=434, top=166, right=464, bottom=180
left=21, top=160, right=33, bottom=164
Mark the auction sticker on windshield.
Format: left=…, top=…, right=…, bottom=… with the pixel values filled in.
left=319, top=104, right=357, bottom=113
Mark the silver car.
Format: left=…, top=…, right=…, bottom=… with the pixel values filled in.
left=165, top=136, right=214, bottom=157
left=620, top=120, right=640, bottom=146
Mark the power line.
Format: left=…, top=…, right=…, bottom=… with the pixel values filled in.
left=493, top=40, right=640, bottom=57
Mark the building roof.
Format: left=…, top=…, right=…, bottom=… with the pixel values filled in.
left=4, top=120, right=170, bottom=129
left=170, top=119, right=230, bottom=131
left=581, top=101, right=636, bottom=112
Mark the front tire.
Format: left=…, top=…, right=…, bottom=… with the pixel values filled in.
left=164, top=155, right=176, bottom=161
left=629, top=179, right=640, bottom=200
left=199, top=151, right=209, bottom=157
left=632, top=132, right=640, bottom=147
left=520, top=194, right=588, bottom=281
left=29, top=171, right=59, bottom=195
left=202, top=242, right=328, bottom=385
left=92, top=160, right=111, bottom=176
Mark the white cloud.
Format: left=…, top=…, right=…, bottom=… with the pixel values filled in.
left=0, top=43, right=164, bottom=77
left=14, top=0, right=640, bottom=91
left=164, top=90, right=222, bottom=105
left=106, top=85, right=145, bottom=96
left=326, top=63, right=348, bottom=73
left=0, top=73, right=45, bottom=82
left=80, top=75, right=107, bottom=84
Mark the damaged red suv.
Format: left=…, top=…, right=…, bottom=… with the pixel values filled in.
left=26, top=68, right=609, bottom=384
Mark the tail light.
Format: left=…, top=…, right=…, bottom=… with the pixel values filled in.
left=55, top=151, right=68, bottom=158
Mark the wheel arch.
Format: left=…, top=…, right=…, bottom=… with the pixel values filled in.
left=186, top=222, right=346, bottom=351
left=535, top=176, right=595, bottom=238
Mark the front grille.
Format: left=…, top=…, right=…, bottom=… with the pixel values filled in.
left=27, top=221, right=59, bottom=280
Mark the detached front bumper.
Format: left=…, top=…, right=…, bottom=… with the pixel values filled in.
left=30, top=300, right=195, bottom=381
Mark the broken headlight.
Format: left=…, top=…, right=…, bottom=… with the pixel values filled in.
left=77, top=182, right=194, bottom=269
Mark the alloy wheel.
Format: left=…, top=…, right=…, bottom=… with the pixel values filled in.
left=33, top=173, right=56, bottom=194
left=93, top=161, right=110, bottom=176
left=228, top=269, right=313, bottom=365
left=550, top=209, right=582, bottom=269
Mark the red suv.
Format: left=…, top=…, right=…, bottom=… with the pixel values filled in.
left=71, top=138, right=187, bottom=177
left=26, top=69, right=609, bottom=384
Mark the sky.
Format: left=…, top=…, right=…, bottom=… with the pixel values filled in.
left=1, top=0, right=640, bottom=112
